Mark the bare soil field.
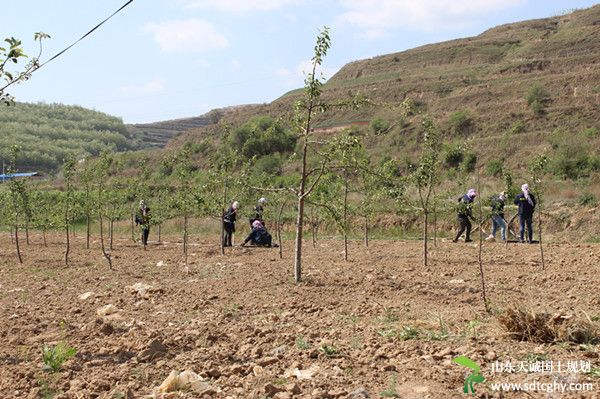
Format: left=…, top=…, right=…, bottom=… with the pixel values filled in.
left=1, top=233, right=599, bottom=398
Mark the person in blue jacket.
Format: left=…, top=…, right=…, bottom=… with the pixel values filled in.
left=514, top=183, right=536, bottom=243
left=453, top=188, right=477, bottom=243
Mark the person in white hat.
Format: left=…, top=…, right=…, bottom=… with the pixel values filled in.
left=135, top=200, right=151, bottom=246
left=249, top=197, right=267, bottom=228
left=223, top=200, right=239, bottom=247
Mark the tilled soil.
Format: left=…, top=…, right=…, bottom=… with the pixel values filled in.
left=0, top=233, right=599, bottom=398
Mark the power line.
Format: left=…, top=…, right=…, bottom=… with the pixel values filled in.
left=37, top=0, right=134, bottom=70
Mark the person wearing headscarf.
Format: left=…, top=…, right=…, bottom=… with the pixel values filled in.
left=514, top=183, right=536, bottom=243
left=453, top=189, right=477, bottom=243
left=135, top=200, right=151, bottom=246
left=249, top=197, right=267, bottom=228
left=223, top=201, right=239, bottom=247
left=486, top=191, right=507, bottom=242
left=241, top=219, right=276, bottom=247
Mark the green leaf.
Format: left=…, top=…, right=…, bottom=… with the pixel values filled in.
left=452, top=356, right=481, bottom=372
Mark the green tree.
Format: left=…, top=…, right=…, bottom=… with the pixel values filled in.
left=412, top=118, right=441, bottom=267
left=95, top=151, right=113, bottom=268
left=63, top=157, right=76, bottom=265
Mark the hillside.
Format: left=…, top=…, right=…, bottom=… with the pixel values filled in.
left=175, top=5, right=600, bottom=185
left=0, top=102, right=143, bottom=173
left=127, top=104, right=264, bottom=148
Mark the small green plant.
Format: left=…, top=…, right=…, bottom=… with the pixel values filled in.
left=582, top=127, right=599, bottom=138
left=41, top=342, right=77, bottom=373
left=509, top=121, right=525, bottom=135
left=380, top=307, right=399, bottom=323
left=295, top=337, right=311, bottom=350
left=427, top=315, right=450, bottom=341
left=587, top=367, right=600, bottom=378
left=466, top=319, right=481, bottom=339
left=377, top=329, right=398, bottom=339
left=398, top=325, right=421, bottom=340
left=318, top=344, right=339, bottom=357
left=577, top=192, right=598, bottom=207
left=273, top=378, right=287, bottom=386
left=379, top=374, right=400, bottom=397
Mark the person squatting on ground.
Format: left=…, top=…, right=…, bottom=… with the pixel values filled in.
left=249, top=197, right=267, bottom=228
left=241, top=220, right=278, bottom=247
left=135, top=200, right=151, bottom=246
left=486, top=191, right=507, bottom=242
left=222, top=201, right=239, bottom=247
left=515, top=183, right=536, bottom=243
left=453, top=188, right=477, bottom=243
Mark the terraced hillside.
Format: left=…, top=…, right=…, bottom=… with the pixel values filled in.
left=175, top=5, right=600, bottom=182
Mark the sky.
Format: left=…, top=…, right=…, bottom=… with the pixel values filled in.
left=3, top=0, right=599, bottom=124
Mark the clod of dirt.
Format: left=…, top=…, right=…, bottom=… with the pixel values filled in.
left=155, top=369, right=214, bottom=395
left=96, top=304, right=121, bottom=317
left=348, top=387, right=370, bottom=398
left=283, top=364, right=320, bottom=380
left=79, top=291, right=95, bottom=301
left=497, top=308, right=600, bottom=344
left=156, top=261, right=166, bottom=267
left=139, top=339, right=168, bottom=362
left=264, top=382, right=285, bottom=396
left=128, top=282, right=161, bottom=299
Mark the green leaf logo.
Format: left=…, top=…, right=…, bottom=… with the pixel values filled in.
left=453, top=356, right=485, bottom=395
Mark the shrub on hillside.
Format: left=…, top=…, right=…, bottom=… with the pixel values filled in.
left=526, top=84, right=550, bottom=115
left=486, top=159, right=504, bottom=177
left=370, top=116, right=390, bottom=135
left=229, top=116, right=296, bottom=159
left=447, top=110, right=474, bottom=135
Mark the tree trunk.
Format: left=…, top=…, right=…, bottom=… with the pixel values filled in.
left=42, top=229, right=47, bottom=247
left=109, top=219, right=114, bottom=250
left=131, top=211, right=135, bottom=242
left=364, top=215, right=369, bottom=247
left=183, top=214, right=188, bottom=266
left=538, top=206, right=545, bottom=271
left=277, top=200, right=286, bottom=260
left=158, top=224, right=162, bottom=243
left=99, top=216, right=112, bottom=269
left=476, top=167, right=489, bottom=313
left=14, top=222, right=22, bottom=264
left=65, top=207, right=70, bottom=266
left=220, top=209, right=225, bottom=256
left=343, top=178, right=348, bottom=262
left=432, top=189, right=438, bottom=247
left=294, top=196, right=305, bottom=283
left=86, top=211, right=90, bottom=249
left=423, top=210, right=428, bottom=267
left=25, top=220, right=30, bottom=246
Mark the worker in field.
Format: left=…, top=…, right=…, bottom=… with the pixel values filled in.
left=222, top=201, right=239, bottom=247
left=486, top=191, right=507, bottom=242
left=241, top=219, right=278, bottom=247
left=249, top=197, right=267, bottom=228
left=515, top=183, right=536, bottom=243
left=135, top=200, right=151, bottom=246
left=453, top=188, right=477, bottom=243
